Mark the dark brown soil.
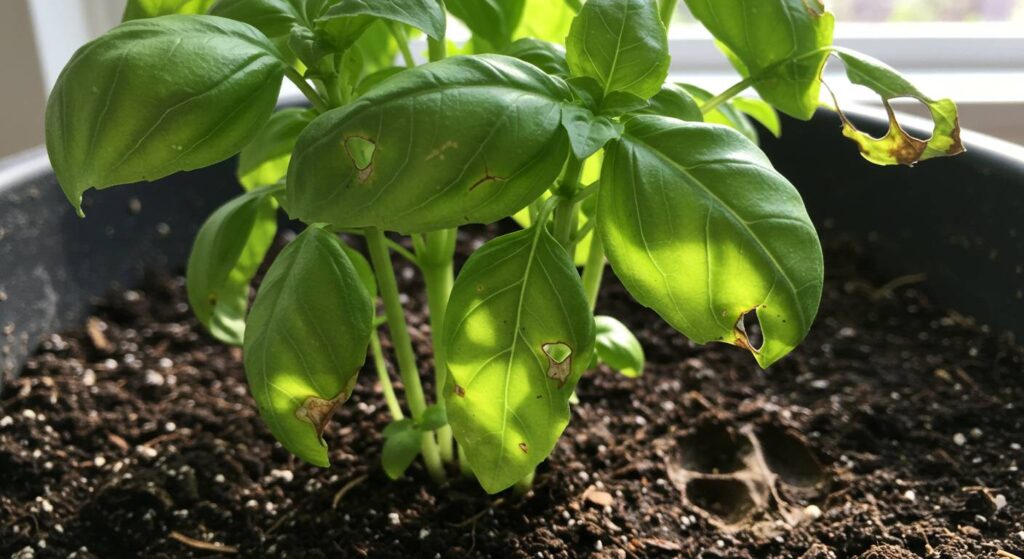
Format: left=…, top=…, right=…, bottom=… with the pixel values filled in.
left=2, top=229, right=1023, bottom=559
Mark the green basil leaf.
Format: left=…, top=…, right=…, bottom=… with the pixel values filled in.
left=678, top=83, right=758, bottom=144
left=566, top=0, right=669, bottom=99
left=382, top=417, right=415, bottom=438
left=830, top=48, right=964, bottom=166
left=600, top=91, right=649, bottom=117
left=502, top=38, right=569, bottom=77
left=444, top=226, right=596, bottom=493
left=187, top=186, right=279, bottom=346
left=45, top=15, right=285, bottom=215
left=562, top=105, right=623, bottom=160
left=419, top=403, right=448, bottom=431
left=317, top=0, right=446, bottom=51
left=732, top=97, right=782, bottom=138
left=447, top=0, right=526, bottom=51
left=238, top=108, right=315, bottom=190
left=515, top=0, right=575, bottom=44
left=638, top=84, right=703, bottom=122
left=355, top=67, right=406, bottom=96
left=288, top=55, right=572, bottom=234
left=123, top=0, right=216, bottom=20
left=684, top=0, right=834, bottom=120
left=209, top=0, right=307, bottom=38
left=343, top=245, right=378, bottom=298
left=381, top=422, right=423, bottom=479
left=598, top=116, right=823, bottom=368
left=243, top=226, right=375, bottom=467
left=594, top=315, right=644, bottom=378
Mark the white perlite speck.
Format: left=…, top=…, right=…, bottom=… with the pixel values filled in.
left=419, top=528, right=430, bottom=540
left=953, top=433, right=967, bottom=446
left=388, top=512, right=401, bottom=526
left=270, top=469, right=294, bottom=483
left=803, top=505, right=822, bottom=520
left=994, top=494, right=1007, bottom=511
left=0, top=416, right=13, bottom=427
left=903, top=490, right=917, bottom=502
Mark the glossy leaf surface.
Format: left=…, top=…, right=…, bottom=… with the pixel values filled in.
left=684, top=0, right=834, bottom=120
left=244, top=227, right=374, bottom=467
left=830, top=49, right=964, bottom=166
left=566, top=0, right=669, bottom=99
left=209, top=0, right=308, bottom=39
left=639, top=84, right=703, bottom=122
left=598, top=116, right=823, bottom=367
left=187, top=186, right=279, bottom=346
left=288, top=55, right=572, bottom=233
left=444, top=227, right=596, bottom=493
left=238, top=108, right=314, bottom=190
left=503, top=39, right=569, bottom=77
left=594, top=316, right=644, bottom=378
left=45, top=15, right=285, bottom=214
left=317, top=0, right=446, bottom=51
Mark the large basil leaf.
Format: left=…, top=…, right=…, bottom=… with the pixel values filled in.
left=444, top=226, right=596, bottom=493
left=123, top=0, right=216, bottom=20
left=566, top=0, right=669, bottom=99
left=45, top=15, right=285, bottom=215
left=503, top=39, right=569, bottom=77
left=317, top=0, right=446, bottom=51
left=679, top=83, right=759, bottom=144
left=238, top=108, right=315, bottom=190
left=598, top=116, right=823, bottom=368
left=447, top=0, right=526, bottom=51
left=830, top=49, right=964, bottom=166
left=243, top=227, right=374, bottom=467
left=288, top=55, right=572, bottom=234
left=639, top=84, right=703, bottom=123
left=684, top=0, right=834, bottom=120
left=186, top=186, right=279, bottom=345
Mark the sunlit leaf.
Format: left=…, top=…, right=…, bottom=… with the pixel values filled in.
left=594, top=316, right=644, bottom=378
left=238, top=108, right=315, bottom=190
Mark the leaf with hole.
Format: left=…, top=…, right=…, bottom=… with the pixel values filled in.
left=444, top=225, right=596, bottom=493
left=828, top=48, right=964, bottom=166
left=45, top=15, right=285, bottom=214
left=566, top=0, right=669, bottom=99
left=684, top=0, right=834, bottom=120
left=598, top=116, right=823, bottom=368
left=123, top=0, right=216, bottom=20
left=243, top=227, right=374, bottom=467
left=594, top=316, right=644, bottom=378
left=187, top=186, right=279, bottom=346
left=287, top=55, right=573, bottom=233
left=238, top=108, right=315, bottom=190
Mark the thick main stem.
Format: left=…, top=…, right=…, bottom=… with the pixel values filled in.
left=365, top=228, right=446, bottom=483
left=553, top=158, right=585, bottom=257
left=421, top=229, right=456, bottom=463
left=581, top=234, right=606, bottom=309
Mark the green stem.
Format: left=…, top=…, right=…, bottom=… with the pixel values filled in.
left=390, top=23, right=417, bottom=68
left=581, top=234, right=606, bottom=309
left=659, top=0, right=679, bottom=29
left=553, top=158, right=585, bottom=249
left=371, top=330, right=405, bottom=420
left=700, top=75, right=758, bottom=115
left=365, top=228, right=446, bottom=483
left=285, top=66, right=330, bottom=113
left=420, top=237, right=455, bottom=463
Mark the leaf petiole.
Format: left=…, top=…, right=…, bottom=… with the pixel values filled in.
left=285, top=66, right=330, bottom=114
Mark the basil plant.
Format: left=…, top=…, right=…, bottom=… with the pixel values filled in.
left=44, top=0, right=963, bottom=494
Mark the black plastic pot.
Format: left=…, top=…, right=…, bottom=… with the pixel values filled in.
left=1, top=107, right=1022, bottom=382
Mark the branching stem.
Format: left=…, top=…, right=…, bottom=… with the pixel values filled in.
left=284, top=66, right=330, bottom=113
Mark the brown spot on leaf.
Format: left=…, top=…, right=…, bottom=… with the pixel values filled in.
left=543, top=342, right=573, bottom=388
left=343, top=136, right=377, bottom=183
left=295, top=376, right=357, bottom=443
left=518, top=442, right=529, bottom=454
left=453, top=384, right=466, bottom=397
left=425, top=140, right=458, bottom=161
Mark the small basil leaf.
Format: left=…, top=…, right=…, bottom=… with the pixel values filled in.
left=381, top=423, right=423, bottom=479
left=638, top=84, right=703, bottom=123
left=45, top=15, right=285, bottom=215
left=419, top=404, right=448, bottom=431
left=343, top=245, right=378, bottom=299
left=678, top=83, right=758, bottom=144
left=594, top=315, right=644, bottom=378
left=502, top=38, right=569, bottom=77
left=317, top=0, right=446, bottom=51
left=123, top=0, right=216, bottom=20
left=598, top=116, right=823, bottom=368
left=566, top=76, right=605, bottom=110
left=562, top=106, right=623, bottom=160
left=209, top=0, right=306, bottom=38
left=445, top=226, right=596, bottom=494
left=684, top=0, right=834, bottom=120
left=566, top=0, right=669, bottom=99
left=243, top=227, right=375, bottom=467
left=830, top=48, right=964, bottom=166
left=238, top=108, right=315, bottom=190
left=731, top=97, right=782, bottom=138
left=600, top=91, right=648, bottom=118
left=187, top=186, right=278, bottom=345
left=288, top=55, right=572, bottom=234
left=447, top=0, right=526, bottom=51
left=382, top=417, right=415, bottom=438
